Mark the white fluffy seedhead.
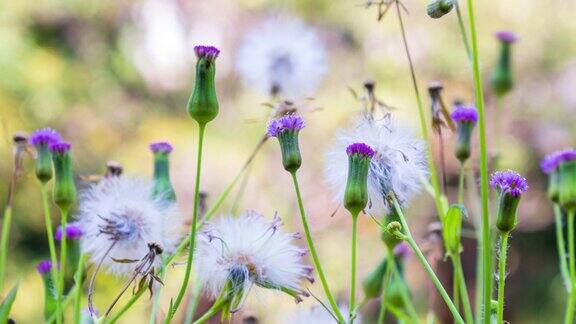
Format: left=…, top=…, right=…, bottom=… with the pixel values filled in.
left=195, top=211, right=311, bottom=309
left=77, top=177, right=182, bottom=276
left=236, top=16, right=327, bottom=100
left=324, top=114, right=428, bottom=216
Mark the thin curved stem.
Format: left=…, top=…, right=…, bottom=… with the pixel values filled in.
left=458, top=164, right=466, bottom=205
left=104, top=287, right=147, bottom=324
left=565, top=211, right=576, bottom=324
left=47, top=285, right=78, bottom=324
left=166, top=124, right=206, bottom=323
left=192, top=297, right=227, bottom=324
left=464, top=0, right=492, bottom=321
left=454, top=0, right=472, bottom=60
left=290, top=172, right=344, bottom=323
left=184, top=284, right=203, bottom=324
left=377, top=249, right=394, bottom=323
left=554, top=205, right=571, bottom=292
left=0, top=206, right=13, bottom=293
left=453, top=255, right=474, bottom=324
left=496, top=233, right=509, bottom=324
left=73, top=254, right=86, bottom=324
left=349, top=215, right=359, bottom=322
left=58, top=209, right=69, bottom=323
left=41, top=184, right=62, bottom=324
left=389, top=257, right=420, bottom=323
left=392, top=197, right=464, bottom=324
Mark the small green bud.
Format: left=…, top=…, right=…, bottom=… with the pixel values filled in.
left=362, top=258, right=387, bottom=299
left=559, top=160, right=576, bottom=212
left=268, top=115, right=305, bottom=173
left=450, top=105, right=478, bottom=163
left=149, top=142, right=176, bottom=202
left=381, top=207, right=403, bottom=248
left=442, top=205, right=465, bottom=256
left=490, top=32, right=518, bottom=97
left=30, top=128, right=62, bottom=183
left=427, top=0, right=454, bottom=19
left=188, top=46, right=220, bottom=125
left=490, top=170, right=528, bottom=233
left=50, top=142, right=77, bottom=212
left=344, top=143, right=375, bottom=216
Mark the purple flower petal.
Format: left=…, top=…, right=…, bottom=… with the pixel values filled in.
left=267, top=115, right=305, bottom=137
left=55, top=223, right=83, bottom=241
left=541, top=148, right=576, bottom=174
left=495, top=31, right=518, bottom=43
left=29, top=128, right=61, bottom=147
left=194, top=45, right=220, bottom=60
left=346, top=142, right=376, bottom=158
left=490, top=170, right=528, bottom=197
left=49, top=141, right=72, bottom=154
left=36, top=260, right=52, bottom=275
left=149, top=141, right=173, bottom=154
left=451, top=105, right=478, bottom=123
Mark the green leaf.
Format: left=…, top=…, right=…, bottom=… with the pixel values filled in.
left=443, top=204, right=467, bottom=256
left=0, top=283, right=19, bottom=323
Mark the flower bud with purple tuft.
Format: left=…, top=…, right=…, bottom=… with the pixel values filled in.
left=451, top=105, right=478, bottom=163
left=55, top=223, right=83, bottom=241
left=37, top=260, right=57, bottom=319
left=427, top=0, right=454, bottom=19
left=491, top=31, right=518, bottom=97
left=344, top=143, right=375, bottom=216
left=490, top=170, right=528, bottom=232
left=554, top=149, right=576, bottom=212
left=268, top=115, right=305, bottom=173
left=30, top=128, right=61, bottom=183
left=150, top=141, right=176, bottom=202
left=188, top=45, right=220, bottom=125
left=50, top=141, right=77, bottom=212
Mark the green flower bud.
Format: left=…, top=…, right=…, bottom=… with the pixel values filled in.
left=427, top=0, right=454, bottom=19
left=188, top=46, right=220, bottom=125
left=442, top=204, right=465, bottom=256
left=381, top=207, right=403, bottom=249
left=30, top=128, right=62, bottom=183
left=490, top=170, right=528, bottom=233
left=50, top=142, right=77, bottom=212
left=450, top=105, right=478, bottom=163
left=268, top=115, right=305, bottom=173
left=559, top=160, right=576, bottom=212
left=37, top=261, right=57, bottom=320
left=490, top=32, right=518, bottom=97
left=344, top=143, right=375, bottom=216
left=149, top=142, right=176, bottom=202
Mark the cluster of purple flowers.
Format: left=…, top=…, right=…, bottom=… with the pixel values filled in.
left=30, top=128, right=71, bottom=154
left=490, top=170, right=529, bottom=197
left=451, top=105, right=478, bottom=124
left=267, top=115, right=305, bottom=137
left=149, top=141, right=174, bottom=154
left=194, top=45, right=220, bottom=59
left=541, top=149, right=576, bottom=174
left=346, top=142, right=376, bottom=158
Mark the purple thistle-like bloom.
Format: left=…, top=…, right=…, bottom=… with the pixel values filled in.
left=55, top=223, right=83, bottom=241
left=451, top=105, right=478, bottom=124
left=393, top=242, right=411, bottom=260
left=267, top=115, right=305, bottom=137
left=36, top=260, right=52, bottom=275
left=490, top=170, right=529, bottom=197
left=541, top=148, right=576, bottom=174
left=149, top=141, right=173, bottom=154
left=495, top=31, right=518, bottom=44
left=29, top=128, right=61, bottom=147
left=49, top=141, right=72, bottom=154
left=346, top=142, right=376, bottom=158
left=194, top=45, right=220, bottom=60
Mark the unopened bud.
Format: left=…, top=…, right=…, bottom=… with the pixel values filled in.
left=344, top=143, right=375, bottom=216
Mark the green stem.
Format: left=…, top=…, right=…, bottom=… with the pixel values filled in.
left=389, top=257, right=420, bottom=323
left=192, top=297, right=227, bottom=324
left=58, top=208, right=69, bottom=323
left=496, top=232, right=509, bottom=324
left=47, top=284, right=78, bottom=324
left=394, top=0, right=445, bottom=219
left=290, top=172, right=344, bottom=323
left=453, top=264, right=460, bottom=311
left=0, top=206, right=13, bottom=292
left=565, top=210, right=576, bottom=324
left=41, top=185, right=62, bottom=324
left=377, top=249, right=394, bottom=324
left=453, top=255, right=474, bottom=324
left=392, top=197, right=464, bottom=324
left=104, top=287, right=147, bottom=324
left=349, top=215, right=359, bottom=322
left=73, top=254, right=86, bottom=324
left=166, top=124, right=206, bottom=323
left=454, top=0, right=472, bottom=60
left=554, top=205, right=571, bottom=292
left=458, top=164, right=465, bottom=205
left=464, top=0, right=492, bottom=321
left=184, top=284, right=203, bottom=324
left=149, top=262, right=167, bottom=324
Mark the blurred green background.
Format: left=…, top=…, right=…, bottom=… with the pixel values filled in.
left=0, top=0, right=575, bottom=322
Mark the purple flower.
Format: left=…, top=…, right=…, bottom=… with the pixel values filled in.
left=194, top=45, right=220, bottom=60
left=29, top=128, right=61, bottom=147
left=55, top=223, right=83, bottom=241
left=495, top=31, right=518, bottom=44
left=490, top=170, right=529, bottom=197
left=541, top=148, right=576, bottom=174
left=346, top=142, right=376, bottom=158
left=36, top=260, right=52, bottom=275
left=393, top=242, right=411, bottom=260
left=49, top=141, right=72, bottom=154
left=451, top=105, right=478, bottom=124
left=149, top=141, right=173, bottom=154
left=267, top=115, right=305, bottom=137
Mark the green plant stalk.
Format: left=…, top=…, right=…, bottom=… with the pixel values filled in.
left=104, top=287, right=147, bottom=324
left=377, top=249, right=394, bottom=323
left=184, top=284, right=203, bottom=324
left=0, top=206, right=12, bottom=293
left=73, top=254, right=86, bottom=324
left=565, top=210, right=576, bottom=324
left=192, top=297, right=227, bottom=324
left=394, top=0, right=445, bottom=219
left=47, top=285, right=78, bottom=324
left=554, top=205, right=571, bottom=291
left=386, top=302, right=412, bottom=323
left=392, top=197, right=464, bottom=324
left=453, top=255, right=474, bottom=324
left=453, top=266, right=460, bottom=311
left=149, top=257, right=168, bottom=324
left=464, top=0, right=492, bottom=321
left=166, top=124, right=206, bottom=323
left=41, top=185, right=63, bottom=324
left=496, top=233, right=509, bottom=324
left=458, top=164, right=466, bottom=205
left=290, top=172, right=344, bottom=323
left=58, top=209, right=69, bottom=323
left=454, top=0, right=472, bottom=60
left=389, top=256, right=420, bottom=323
left=349, top=215, right=359, bottom=321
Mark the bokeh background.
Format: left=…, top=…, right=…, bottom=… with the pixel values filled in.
left=1, top=0, right=575, bottom=323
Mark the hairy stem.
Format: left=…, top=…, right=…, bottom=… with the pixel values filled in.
left=0, top=206, right=13, bottom=293
left=496, top=233, right=509, bottom=324
left=565, top=210, right=576, bottom=324
left=453, top=255, right=474, bottom=324
left=73, top=254, right=86, bottom=324
left=458, top=164, right=466, bottom=205
left=554, top=205, right=571, bottom=292
left=350, top=215, right=359, bottom=322
left=377, top=249, right=394, bottom=323
left=290, top=172, right=344, bottom=323
left=389, top=256, right=420, bottom=323
left=58, top=209, right=69, bottom=323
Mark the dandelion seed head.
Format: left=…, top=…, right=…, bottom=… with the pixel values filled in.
left=30, top=128, right=61, bottom=147
left=195, top=211, right=311, bottom=306
left=451, top=105, right=478, bottom=124
left=77, top=177, right=182, bottom=276
left=490, top=170, right=529, bottom=197
left=541, top=148, right=576, bottom=174
left=267, top=115, right=305, bottom=137
left=236, top=17, right=327, bottom=99
left=325, top=115, right=428, bottom=215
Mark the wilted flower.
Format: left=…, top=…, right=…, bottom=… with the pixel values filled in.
left=325, top=115, right=428, bottom=215
left=283, top=305, right=356, bottom=324
left=236, top=17, right=327, bottom=99
left=195, top=211, right=312, bottom=312
left=76, top=177, right=182, bottom=276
